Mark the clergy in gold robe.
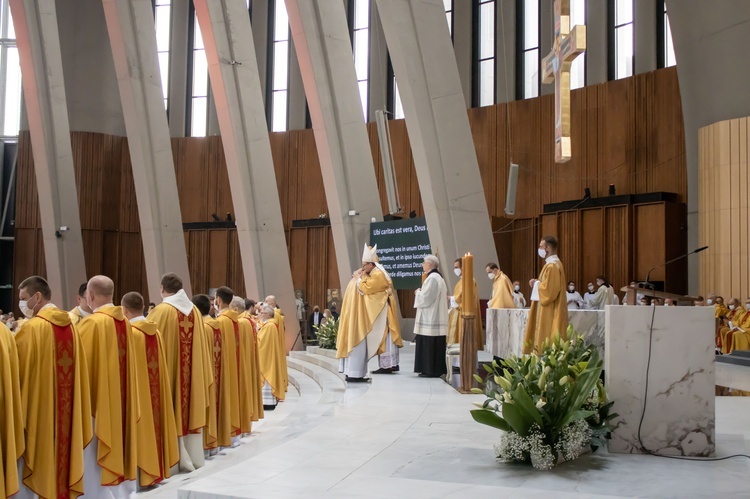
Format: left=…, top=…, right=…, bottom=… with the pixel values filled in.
left=0, top=319, right=23, bottom=498
left=336, top=244, right=403, bottom=381
left=14, top=277, right=92, bottom=499
left=485, top=263, right=515, bottom=309
left=231, top=297, right=264, bottom=428
left=718, top=298, right=745, bottom=353
left=191, top=295, right=222, bottom=453
left=68, top=282, right=93, bottom=326
left=447, top=258, right=482, bottom=350
left=213, top=287, right=243, bottom=446
left=714, top=296, right=730, bottom=319
left=257, top=305, right=287, bottom=409
left=77, top=275, right=139, bottom=497
left=729, top=300, right=750, bottom=352
left=122, top=292, right=180, bottom=487
left=264, top=296, right=289, bottom=392
left=145, top=273, right=211, bottom=471
left=523, top=237, right=568, bottom=354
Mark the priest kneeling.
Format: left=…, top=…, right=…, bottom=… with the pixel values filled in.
left=413, top=255, right=449, bottom=378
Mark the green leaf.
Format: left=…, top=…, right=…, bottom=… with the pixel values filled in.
left=483, top=364, right=494, bottom=373
left=473, top=373, right=484, bottom=384
left=501, top=402, right=532, bottom=436
left=560, top=409, right=595, bottom=427
left=470, top=409, right=512, bottom=432
left=511, top=385, right=543, bottom=427
left=470, top=388, right=484, bottom=394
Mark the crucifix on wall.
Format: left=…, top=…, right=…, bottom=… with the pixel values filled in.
left=542, top=0, right=586, bottom=163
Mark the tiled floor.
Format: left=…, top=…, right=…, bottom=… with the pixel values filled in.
left=141, top=344, right=750, bottom=499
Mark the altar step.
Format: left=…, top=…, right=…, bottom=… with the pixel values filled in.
left=286, top=354, right=347, bottom=405
left=716, top=350, right=750, bottom=367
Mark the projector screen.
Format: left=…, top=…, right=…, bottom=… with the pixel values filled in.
left=370, top=217, right=431, bottom=290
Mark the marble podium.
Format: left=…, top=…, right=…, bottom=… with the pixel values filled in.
left=485, top=308, right=604, bottom=358
left=606, top=305, right=715, bottom=456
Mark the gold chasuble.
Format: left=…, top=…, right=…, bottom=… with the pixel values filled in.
left=146, top=301, right=211, bottom=438
left=488, top=271, right=516, bottom=309
left=447, top=278, right=483, bottom=349
left=77, top=306, right=139, bottom=486
left=14, top=308, right=92, bottom=499
left=215, top=310, right=242, bottom=440
left=523, top=257, right=568, bottom=354
left=719, top=308, right=747, bottom=354
left=200, top=316, right=220, bottom=450
left=336, top=268, right=402, bottom=360
left=729, top=311, right=750, bottom=352
left=260, top=317, right=286, bottom=399
left=272, top=309, right=289, bottom=392
left=0, top=322, right=23, bottom=498
left=235, top=316, right=261, bottom=431
left=239, top=316, right=264, bottom=420
left=129, top=320, right=180, bottom=486
left=68, top=307, right=87, bottom=326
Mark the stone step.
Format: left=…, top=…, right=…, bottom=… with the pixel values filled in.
left=306, top=345, right=337, bottom=359
left=290, top=350, right=345, bottom=382
left=286, top=367, right=322, bottom=403
left=286, top=357, right=347, bottom=405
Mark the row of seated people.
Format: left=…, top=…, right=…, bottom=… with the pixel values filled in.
left=713, top=295, right=750, bottom=354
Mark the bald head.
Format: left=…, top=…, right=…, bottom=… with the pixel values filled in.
left=87, top=275, right=114, bottom=311
left=264, top=295, right=277, bottom=308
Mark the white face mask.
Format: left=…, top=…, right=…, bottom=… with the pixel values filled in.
left=454, top=268, right=461, bottom=277
left=514, top=285, right=520, bottom=292
left=588, top=286, right=594, bottom=292
left=568, top=286, right=575, bottom=292
left=537, top=248, right=547, bottom=259
left=19, top=293, right=37, bottom=318
left=745, top=304, right=750, bottom=311
left=706, top=299, right=713, bottom=305
left=487, top=273, right=495, bottom=280
left=729, top=305, right=735, bottom=311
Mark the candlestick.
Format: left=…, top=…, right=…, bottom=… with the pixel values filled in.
left=462, top=253, right=476, bottom=316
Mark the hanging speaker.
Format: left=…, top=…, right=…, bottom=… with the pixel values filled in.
left=504, top=163, right=519, bottom=216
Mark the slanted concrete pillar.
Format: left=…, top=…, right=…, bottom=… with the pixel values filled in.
left=374, top=0, right=496, bottom=297
left=101, top=0, right=192, bottom=299
left=285, top=0, right=385, bottom=285
left=10, top=0, right=87, bottom=308
left=193, top=0, right=300, bottom=345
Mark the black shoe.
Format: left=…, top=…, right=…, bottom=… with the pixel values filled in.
left=390, top=365, right=400, bottom=372
left=372, top=368, right=392, bottom=374
left=263, top=404, right=277, bottom=411
left=418, top=373, right=442, bottom=378
left=452, top=366, right=460, bottom=374
left=345, top=376, right=371, bottom=383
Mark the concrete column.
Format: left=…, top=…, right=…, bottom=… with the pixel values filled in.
left=168, top=0, right=189, bottom=137
left=288, top=38, right=308, bottom=130
left=496, top=0, right=516, bottom=104
left=453, top=0, right=472, bottom=107
left=285, top=0, right=385, bottom=286
left=10, top=0, right=87, bottom=308
left=369, top=1, right=388, bottom=119
left=540, top=0, right=554, bottom=96
left=101, top=0, right=192, bottom=298
left=634, top=0, right=657, bottom=74
left=586, top=0, right=608, bottom=85
left=251, top=0, right=269, bottom=103
left=193, top=0, right=300, bottom=343
left=374, top=0, right=496, bottom=298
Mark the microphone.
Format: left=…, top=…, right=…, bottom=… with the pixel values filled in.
left=644, top=246, right=708, bottom=288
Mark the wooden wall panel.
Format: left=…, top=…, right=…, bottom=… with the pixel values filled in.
left=634, top=203, right=666, bottom=282
left=605, top=206, right=631, bottom=293
left=580, top=208, right=604, bottom=286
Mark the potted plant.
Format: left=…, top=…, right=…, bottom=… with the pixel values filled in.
left=470, top=329, right=617, bottom=470
left=314, top=318, right=338, bottom=350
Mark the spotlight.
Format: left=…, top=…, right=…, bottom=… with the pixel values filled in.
left=211, top=213, right=221, bottom=222
left=608, top=184, right=616, bottom=196
left=225, top=213, right=233, bottom=222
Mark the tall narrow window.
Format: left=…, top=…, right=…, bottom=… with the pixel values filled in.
left=188, top=7, right=209, bottom=137
left=348, top=0, right=369, bottom=121
left=444, top=0, right=453, bottom=37
left=474, top=0, right=495, bottom=107
left=661, top=2, right=676, bottom=68
left=268, top=0, right=289, bottom=131
left=569, top=0, right=585, bottom=89
left=154, top=0, right=171, bottom=111
left=518, top=0, right=539, bottom=99
left=0, top=0, right=21, bottom=137
left=612, top=0, right=633, bottom=79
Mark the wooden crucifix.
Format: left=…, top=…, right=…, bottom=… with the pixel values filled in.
left=542, top=0, right=586, bottom=163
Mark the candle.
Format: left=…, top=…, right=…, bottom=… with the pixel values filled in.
left=462, top=253, right=475, bottom=316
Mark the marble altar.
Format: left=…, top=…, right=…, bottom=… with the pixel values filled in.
left=485, top=308, right=605, bottom=359
left=606, top=305, right=715, bottom=456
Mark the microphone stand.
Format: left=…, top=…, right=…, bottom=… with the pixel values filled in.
left=641, top=246, right=709, bottom=291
